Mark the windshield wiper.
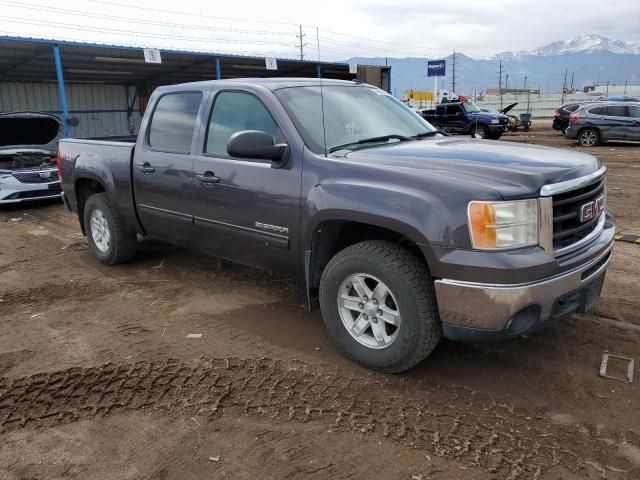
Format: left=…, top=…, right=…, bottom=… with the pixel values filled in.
left=329, top=134, right=410, bottom=153
left=409, top=130, right=449, bottom=139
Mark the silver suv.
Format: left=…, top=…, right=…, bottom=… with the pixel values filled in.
left=565, top=102, right=640, bottom=146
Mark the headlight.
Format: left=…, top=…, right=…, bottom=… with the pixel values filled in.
left=490, top=119, right=499, bottom=124
left=468, top=199, right=538, bottom=250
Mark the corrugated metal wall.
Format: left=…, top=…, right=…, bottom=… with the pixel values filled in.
left=0, top=82, right=141, bottom=137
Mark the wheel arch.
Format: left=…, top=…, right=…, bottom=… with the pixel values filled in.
left=74, top=175, right=107, bottom=235
left=304, top=216, right=431, bottom=310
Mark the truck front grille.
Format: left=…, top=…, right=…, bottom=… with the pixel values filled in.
left=12, top=170, right=59, bottom=184
left=552, top=176, right=605, bottom=251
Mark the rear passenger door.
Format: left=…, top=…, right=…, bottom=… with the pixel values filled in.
left=602, top=105, right=630, bottom=141
left=133, top=90, right=207, bottom=245
left=445, top=104, right=465, bottom=133
left=190, top=89, right=302, bottom=276
left=628, top=105, right=640, bottom=141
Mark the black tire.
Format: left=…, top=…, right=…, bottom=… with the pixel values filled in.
left=577, top=128, right=600, bottom=147
left=83, top=193, right=136, bottom=265
left=470, top=123, right=489, bottom=139
left=488, top=132, right=503, bottom=140
left=319, top=241, right=441, bottom=373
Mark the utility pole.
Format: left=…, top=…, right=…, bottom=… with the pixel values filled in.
left=451, top=50, right=456, bottom=93
left=505, top=73, right=509, bottom=91
left=606, top=80, right=610, bottom=96
left=498, top=60, right=503, bottom=109
left=570, top=72, right=574, bottom=90
left=296, top=25, right=306, bottom=60
left=523, top=75, right=527, bottom=91
left=561, top=68, right=568, bottom=104
left=624, top=79, right=628, bottom=95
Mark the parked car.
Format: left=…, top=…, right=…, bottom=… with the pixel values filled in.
left=420, top=101, right=510, bottom=139
left=480, top=103, right=531, bottom=132
left=598, top=96, right=640, bottom=102
left=552, top=103, right=581, bottom=134
left=0, top=112, right=63, bottom=204
left=565, top=102, right=640, bottom=146
left=58, top=79, right=614, bottom=373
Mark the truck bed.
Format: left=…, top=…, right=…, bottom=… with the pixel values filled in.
left=58, top=137, right=139, bottom=234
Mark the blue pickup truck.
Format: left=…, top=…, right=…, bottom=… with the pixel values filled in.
left=421, top=101, right=511, bottom=140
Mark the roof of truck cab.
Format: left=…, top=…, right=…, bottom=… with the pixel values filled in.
left=163, top=78, right=366, bottom=91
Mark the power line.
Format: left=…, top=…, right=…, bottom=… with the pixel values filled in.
left=88, top=0, right=300, bottom=27
left=0, top=16, right=294, bottom=47
left=0, top=1, right=295, bottom=36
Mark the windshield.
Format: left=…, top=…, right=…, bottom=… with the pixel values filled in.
left=274, top=85, right=436, bottom=154
left=461, top=102, right=482, bottom=113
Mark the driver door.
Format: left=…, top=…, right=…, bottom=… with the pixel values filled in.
left=190, top=89, right=302, bottom=276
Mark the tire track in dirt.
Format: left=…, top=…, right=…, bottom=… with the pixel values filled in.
left=0, top=358, right=635, bottom=480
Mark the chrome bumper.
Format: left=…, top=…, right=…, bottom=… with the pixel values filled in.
left=434, top=240, right=613, bottom=334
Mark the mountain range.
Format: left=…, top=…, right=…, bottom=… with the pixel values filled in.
left=348, top=35, right=640, bottom=96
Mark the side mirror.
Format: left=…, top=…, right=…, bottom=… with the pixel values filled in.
left=227, top=130, right=289, bottom=167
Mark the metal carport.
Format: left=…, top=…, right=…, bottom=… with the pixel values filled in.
left=0, top=36, right=391, bottom=138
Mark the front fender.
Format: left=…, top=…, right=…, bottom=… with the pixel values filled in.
left=302, top=179, right=465, bottom=252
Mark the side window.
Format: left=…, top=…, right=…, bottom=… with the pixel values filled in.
left=629, top=106, right=640, bottom=118
left=606, top=105, right=629, bottom=117
left=206, top=91, right=279, bottom=156
left=435, top=105, right=445, bottom=115
left=148, top=92, right=203, bottom=154
left=447, top=105, right=462, bottom=115
left=588, top=107, right=606, bottom=116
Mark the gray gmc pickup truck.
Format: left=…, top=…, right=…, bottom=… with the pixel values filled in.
left=58, top=78, right=614, bottom=373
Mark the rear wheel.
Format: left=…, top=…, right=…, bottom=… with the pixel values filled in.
left=488, top=132, right=503, bottom=140
left=578, top=128, right=600, bottom=147
left=84, top=193, right=136, bottom=265
left=471, top=123, right=489, bottom=139
left=319, top=241, right=441, bottom=373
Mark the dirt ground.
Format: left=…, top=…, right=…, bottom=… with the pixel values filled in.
left=1, top=126, right=639, bottom=480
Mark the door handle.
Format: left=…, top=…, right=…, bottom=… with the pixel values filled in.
left=196, top=171, right=220, bottom=184
left=137, top=162, right=155, bottom=174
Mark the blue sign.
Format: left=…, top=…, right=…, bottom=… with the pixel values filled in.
left=427, top=60, right=446, bottom=77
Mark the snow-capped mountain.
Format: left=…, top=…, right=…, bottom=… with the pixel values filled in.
left=493, top=34, right=640, bottom=60
left=349, top=35, right=640, bottom=96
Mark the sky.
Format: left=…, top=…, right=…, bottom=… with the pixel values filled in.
left=1, top=0, right=639, bottom=60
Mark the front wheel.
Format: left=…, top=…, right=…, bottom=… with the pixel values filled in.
left=319, top=241, right=441, bottom=373
left=84, top=193, right=137, bottom=265
left=471, top=123, right=489, bottom=139
left=578, top=128, right=600, bottom=147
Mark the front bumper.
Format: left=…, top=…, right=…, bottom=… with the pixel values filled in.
left=0, top=169, right=62, bottom=204
left=488, top=124, right=509, bottom=133
left=435, top=229, right=614, bottom=342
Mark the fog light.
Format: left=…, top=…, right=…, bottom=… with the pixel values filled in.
left=505, top=305, right=540, bottom=336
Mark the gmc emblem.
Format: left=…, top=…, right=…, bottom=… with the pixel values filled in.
left=580, top=195, right=605, bottom=222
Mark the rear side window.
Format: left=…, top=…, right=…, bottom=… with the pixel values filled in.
left=447, top=104, right=462, bottom=115
left=588, top=107, right=607, bottom=115
left=148, top=92, right=203, bottom=154
left=206, top=91, right=279, bottom=156
left=629, top=106, right=640, bottom=118
left=606, top=105, right=629, bottom=117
